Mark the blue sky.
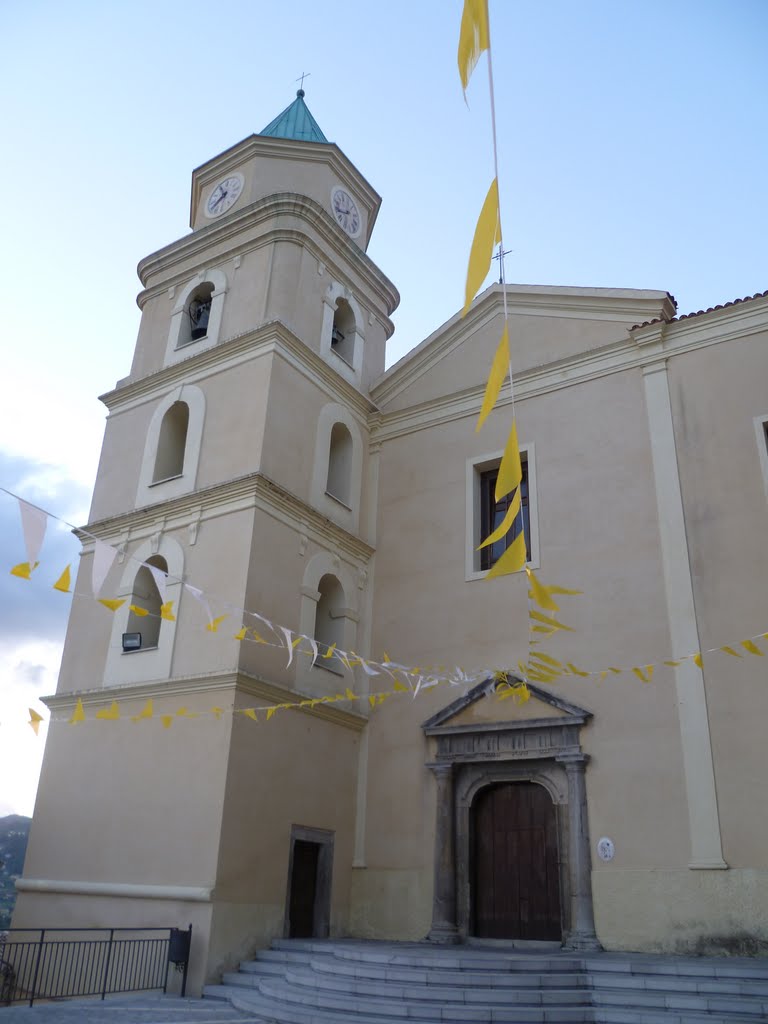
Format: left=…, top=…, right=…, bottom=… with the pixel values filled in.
left=1, top=0, right=766, bottom=814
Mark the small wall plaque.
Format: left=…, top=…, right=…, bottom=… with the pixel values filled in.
left=597, top=837, right=615, bottom=862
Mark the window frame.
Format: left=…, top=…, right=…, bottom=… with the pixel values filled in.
left=465, top=442, right=539, bottom=581
left=754, top=415, right=768, bottom=504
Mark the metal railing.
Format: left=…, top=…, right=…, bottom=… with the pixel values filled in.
left=0, top=925, right=191, bottom=1006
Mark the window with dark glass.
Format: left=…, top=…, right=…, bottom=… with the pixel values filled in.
left=479, top=461, right=530, bottom=571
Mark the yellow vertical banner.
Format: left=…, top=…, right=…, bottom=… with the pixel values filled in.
left=463, top=178, right=500, bottom=316
left=457, top=0, right=490, bottom=94
left=476, top=324, right=509, bottom=431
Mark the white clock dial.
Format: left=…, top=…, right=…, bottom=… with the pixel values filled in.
left=205, top=173, right=244, bottom=218
left=331, top=186, right=361, bottom=238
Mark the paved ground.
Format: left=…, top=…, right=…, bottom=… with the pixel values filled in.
left=0, top=995, right=260, bottom=1024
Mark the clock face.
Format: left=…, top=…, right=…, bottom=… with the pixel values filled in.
left=205, top=174, right=244, bottom=218
left=331, top=186, right=362, bottom=238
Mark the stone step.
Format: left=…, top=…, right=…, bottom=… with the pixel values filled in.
left=207, top=940, right=768, bottom=1024
left=212, top=985, right=597, bottom=1024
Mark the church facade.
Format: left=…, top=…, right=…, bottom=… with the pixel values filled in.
left=14, top=93, right=768, bottom=993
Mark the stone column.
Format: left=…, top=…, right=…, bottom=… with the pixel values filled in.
left=426, top=762, right=460, bottom=943
left=556, top=753, right=601, bottom=950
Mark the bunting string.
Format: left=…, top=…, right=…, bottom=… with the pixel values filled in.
left=4, top=486, right=768, bottom=736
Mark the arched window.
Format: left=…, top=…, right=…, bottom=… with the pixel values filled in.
left=314, top=574, right=346, bottom=674
left=326, top=423, right=353, bottom=506
left=125, top=556, right=167, bottom=650
left=331, top=299, right=356, bottom=366
left=153, top=402, right=189, bottom=482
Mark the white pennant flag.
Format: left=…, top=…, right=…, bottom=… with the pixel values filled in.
left=18, top=498, right=48, bottom=566
left=359, top=658, right=381, bottom=677
left=92, top=540, right=118, bottom=596
left=279, top=626, right=297, bottom=667
left=308, top=637, right=318, bottom=665
left=184, top=583, right=212, bottom=625
left=146, top=564, right=168, bottom=603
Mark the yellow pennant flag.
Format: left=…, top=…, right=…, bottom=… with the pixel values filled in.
left=720, top=645, right=742, bottom=658
left=211, top=706, right=224, bottom=720
left=99, top=598, right=126, bottom=613
left=532, top=625, right=556, bottom=635
left=176, top=706, right=196, bottom=718
left=96, top=701, right=120, bottom=721
left=664, top=659, right=682, bottom=667
left=53, top=565, right=71, bottom=593
left=631, top=665, right=655, bottom=683
left=477, top=487, right=521, bottom=550
left=161, top=715, right=173, bottom=729
left=741, top=639, right=763, bottom=656
left=233, top=626, right=247, bottom=640
left=529, top=609, right=574, bottom=632
left=206, top=615, right=227, bottom=633
left=131, top=699, right=154, bottom=722
left=160, top=602, right=176, bottom=621
left=486, top=530, right=527, bottom=578
left=28, top=708, right=44, bottom=735
left=607, top=667, right=622, bottom=675
left=252, top=631, right=268, bottom=644
left=531, top=582, right=584, bottom=598
left=393, top=679, right=409, bottom=692
left=69, top=698, right=86, bottom=725
left=495, top=419, right=522, bottom=501
left=321, top=643, right=337, bottom=659
left=129, top=604, right=149, bottom=617
left=457, top=0, right=490, bottom=93
left=242, top=708, right=258, bottom=721
left=693, top=653, right=703, bottom=669
left=476, top=325, right=510, bottom=432
left=566, top=662, right=590, bottom=678
left=10, top=561, right=38, bottom=579
left=345, top=688, right=356, bottom=701
left=526, top=568, right=559, bottom=613
left=530, top=651, right=564, bottom=670
left=266, top=707, right=278, bottom=721
left=368, top=695, right=377, bottom=709
left=463, top=178, right=500, bottom=317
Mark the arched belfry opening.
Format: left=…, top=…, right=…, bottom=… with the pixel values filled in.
left=183, top=283, right=214, bottom=345
left=126, top=555, right=168, bottom=650
left=314, top=574, right=346, bottom=673
left=331, top=299, right=355, bottom=366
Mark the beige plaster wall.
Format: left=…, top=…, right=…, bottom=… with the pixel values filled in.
left=206, top=695, right=360, bottom=978
left=667, top=330, right=768, bottom=868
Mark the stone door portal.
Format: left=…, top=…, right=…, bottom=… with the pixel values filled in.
left=472, top=781, right=562, bottom=940
left=284, top=825, right=334, bottom=939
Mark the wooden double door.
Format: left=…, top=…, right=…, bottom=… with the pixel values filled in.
left=472, top=781, right=562, bottom=940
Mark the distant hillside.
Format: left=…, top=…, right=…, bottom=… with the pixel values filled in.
left=0, top=815, right=31, bottom=929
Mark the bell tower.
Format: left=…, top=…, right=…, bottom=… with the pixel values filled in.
left=14, top=91, right=399, bottom=992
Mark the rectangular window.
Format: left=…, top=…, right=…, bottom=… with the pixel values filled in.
left=754, top=415, right=768, bottom=504
left=479, top=463, right=530, bottom=570
left=466, top=443, right=538, bottom=580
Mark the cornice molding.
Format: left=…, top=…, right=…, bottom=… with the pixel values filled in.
left=137, top=192, right=398, bottom=320
left=372, top=284, right=675, bottom=408
left=100, top=321, right=378, bottom=421
left=15, top=879, right=213, bottom=902
left=43, top=669, right=368, bottom=732
left=80, top=471, right=375, bottom=565
left=372, top=296, right=768, bottom=444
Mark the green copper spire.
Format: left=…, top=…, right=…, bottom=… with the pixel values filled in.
left=260, top=90, right=328, bottom=143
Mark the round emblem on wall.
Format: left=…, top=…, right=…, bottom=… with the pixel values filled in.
left=205, top=173, right=244, bottom=219
left=330, top=186, right=362, bottom=238
left=597, top=836, right=615, bottom=862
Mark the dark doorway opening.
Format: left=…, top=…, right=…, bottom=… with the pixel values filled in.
left=471, top=781, right=562, bottom=940
left=288, top=840, right=320, bottom=938
left=285, top=826, right=334, bottom=939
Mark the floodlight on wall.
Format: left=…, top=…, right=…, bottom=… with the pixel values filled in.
left=122, top=632, right=142, bottom=652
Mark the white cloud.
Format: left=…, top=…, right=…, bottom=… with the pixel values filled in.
left=0, top=638, right=61, bottom=817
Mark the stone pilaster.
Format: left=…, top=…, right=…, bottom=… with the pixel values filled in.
left=426, top=762, right=460, bottom=943
left=556, top=753, right=601, bottom=950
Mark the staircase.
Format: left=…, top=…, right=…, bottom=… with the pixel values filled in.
left=203, top=938, right=768, bottom=1023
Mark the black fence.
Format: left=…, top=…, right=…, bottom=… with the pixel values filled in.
left=0, top=925, right=191, bottom=1006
